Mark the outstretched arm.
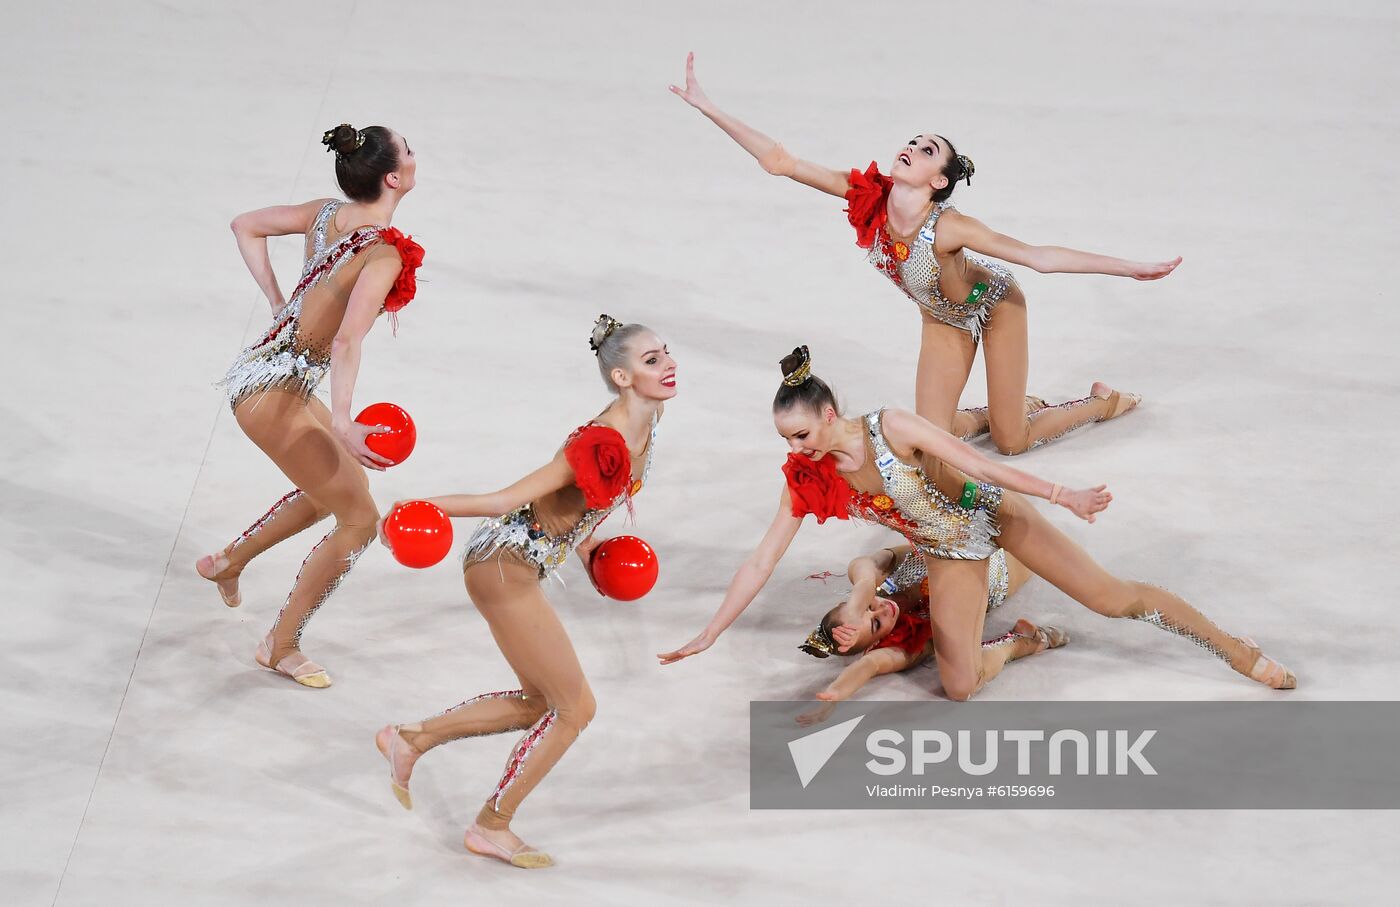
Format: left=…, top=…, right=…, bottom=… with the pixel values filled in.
left=377, top=454, right=576, bottom=546
left=797, top=645, right=921, bottom=726
left=936, top=209, right=1181, bottom=281
left=426, top=453, right=575, bottom=519
left=669, top=52, right=850, bottom=197
left=822, top=646, right=919, bottom=700
left=657, top=488, right=804, bottom=665
left=230, top=198, right=334, bottom=313
left=881, top=408, right=1112, bottom=522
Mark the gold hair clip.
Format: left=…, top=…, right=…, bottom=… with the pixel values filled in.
left=799, top=624, right=838, bottom=658
left=589, top=314, right=624, bottom=354
left=782, top=345, right=813, bottom=387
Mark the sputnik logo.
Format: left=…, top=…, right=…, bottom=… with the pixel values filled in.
left=787, top=716, right=864, bottom=788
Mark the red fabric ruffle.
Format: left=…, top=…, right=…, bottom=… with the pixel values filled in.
left=782, top=453, right=852, bottom=524
left=843, top=161, right=893, bottom=249
left=377, top=226, right=425, bottom=314
left=565, top=424, right=633, bottom=509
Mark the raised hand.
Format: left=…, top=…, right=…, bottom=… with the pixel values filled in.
left=1060, top=484, right=1113, bottom=523
left=1126, top=257, right=1182, bottom=281
left=668, top=52, right=713, bottom=113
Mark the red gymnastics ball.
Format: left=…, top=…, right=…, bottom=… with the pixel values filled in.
left=590, top=535, right=659, bottom=601
left=383, top=501, right=453, bottom=569
left=355, top=402, right=417, bottom=466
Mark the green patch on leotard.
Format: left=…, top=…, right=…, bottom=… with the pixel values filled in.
left=964, top=282, right=989, bottom=305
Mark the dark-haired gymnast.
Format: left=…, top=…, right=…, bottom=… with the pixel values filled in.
left=195, top=123, right=424, bottom=687
left=793, top=545, right=1056, bottom=726
left=672, top=54, right=1181, bottom=453
left=660, top=347, right=1294, bottom=698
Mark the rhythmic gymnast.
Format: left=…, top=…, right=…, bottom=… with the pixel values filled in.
left=660, top=347, right=1294, bottom=697
left=671, top=54, right=1180, bottom=452
left=196, top=123, right=423, bottom=687
left=375, top=316, right=675, bottom=868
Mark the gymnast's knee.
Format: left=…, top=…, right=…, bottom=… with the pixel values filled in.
left=335, top=500, right=380, bottom=537
left=990, top=425, right=1034, bottom=456
left=558, top=687, right=596, bottom=733
left=942, top=672, right=981, bottom=702
left=340, top=519, right=378, bottom=546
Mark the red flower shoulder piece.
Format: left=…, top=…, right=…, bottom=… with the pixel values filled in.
left=565, top=424, right=633, bottom=509
left=782, top=453, right=852, bottom=524
left=377, top=226, right=425, bottom=314
left=843, top=161, right=893, bottom=249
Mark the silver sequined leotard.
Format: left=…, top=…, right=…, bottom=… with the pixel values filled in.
left=879, top=547, right=1010, bottom=610
left=865, top=203, right=1014, bottom=342
left=846, top=409, right=1003, bottom=560
left=463, top=415, right=658, bottom=580
left=219, top=200, right=384, bottom=409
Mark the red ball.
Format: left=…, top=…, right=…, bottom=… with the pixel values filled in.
left=355, top=402, right=417, bottom=466
left=383, top=501, right=453, bottom=569
left=590, top=535, right=659, bottom=601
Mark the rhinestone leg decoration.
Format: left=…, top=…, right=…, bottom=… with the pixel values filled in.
left=411, top=690, right=545, bottom=749
left=267, top=528, right=370, bottom=665
left=475, top=690, right=594, bottom=830
left=487, top=709, right=558, bottom=815
left=981, top=629, right=1021, bottom=656
left=228, top=490, right=303, bottom=556
left=1021, top=395, right=1104, bottom=452
left=1130, top=608, right=1232, bottom=663
left=1119, top=583, right=1263, bottom=681
left=224, top=489, right=329, bottom=569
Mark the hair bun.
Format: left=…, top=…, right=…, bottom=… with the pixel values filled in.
left=956, top=153, right=975, bottom=185
left=779, top=345, right=813, bottom=386
left=321, top=123, right=364, bottom=157
left=589, top=314, right=624, bottom=355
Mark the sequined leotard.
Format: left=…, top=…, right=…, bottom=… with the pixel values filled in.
left=840, top=409, right=1003, bottom=560
left=878, top=547, right=1010, bottom=610
left=847, top=166, right=1017, bottom=342
left=463, top=415, right=658, bottom=580
left=219, top=200, right=390, bottom=409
